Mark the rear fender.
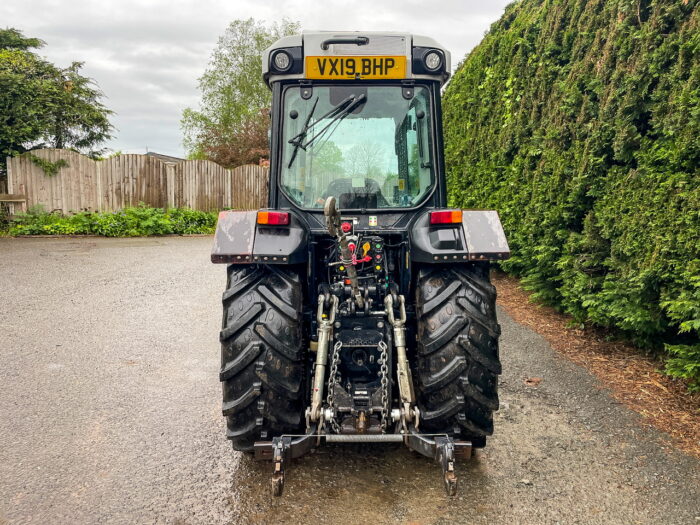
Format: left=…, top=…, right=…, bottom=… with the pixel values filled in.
left=410, top=209, right=510, bottom=263
left=211, top=210, right=308, bottom=264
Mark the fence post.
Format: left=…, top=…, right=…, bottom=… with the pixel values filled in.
left=96, top=157, right=103, bottom=212
left=166, top=163, right=176, bottom=209
left=6, top=155, right=23, bottom=214
left=6, top=155, right=13, bottom=215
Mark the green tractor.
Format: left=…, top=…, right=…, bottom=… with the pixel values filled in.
left=212, top=31, right=509, bottom=496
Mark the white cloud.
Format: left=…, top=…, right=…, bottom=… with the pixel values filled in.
left=2, top=0, right=511, bottom=157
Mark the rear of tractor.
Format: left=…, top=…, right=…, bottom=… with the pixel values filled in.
left=211, top=31, right=510, bottom=496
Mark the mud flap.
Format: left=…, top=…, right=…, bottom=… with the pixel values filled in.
left=211, top=210, right=308, bottom=264
left=409, top=209, right=510, bottom=263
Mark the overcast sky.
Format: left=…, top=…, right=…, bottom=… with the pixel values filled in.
left=2, top=0, right=512, bottom=157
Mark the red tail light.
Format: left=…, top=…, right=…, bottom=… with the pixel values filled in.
left=257, top=211, right=290, bottom=226
left=430, top=210, right=463, bottom=225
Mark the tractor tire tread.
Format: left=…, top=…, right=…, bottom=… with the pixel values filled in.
left=220, top=264, right=305, bottom=452
left=415, top=264, right=502, bottom=445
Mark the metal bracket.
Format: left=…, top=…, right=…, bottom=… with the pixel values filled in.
left=255, top=425, right=471, bottom=497
left=299, top=80, right=313, bottom=100
left=401, top=80, right=415, bottom=100
left=405, top=427, right=471, bottom=496
left=255, top=428, right=318, bottom=497
left=435, top=436, right=457, bottom=496
left=271, top=436, right=291, bottom=496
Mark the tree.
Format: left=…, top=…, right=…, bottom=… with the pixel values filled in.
left=344, top=142, right=385, bottom=179
left=0, top=28, right=113, bottom=174
left=44, top=62, right=114, bottom=151
left=309, top=140, right=344, bottom=195
left=181, top=18, right=299, bottom=167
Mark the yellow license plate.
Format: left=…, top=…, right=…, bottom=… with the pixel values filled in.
left=306, top=55, right=406, bottom=80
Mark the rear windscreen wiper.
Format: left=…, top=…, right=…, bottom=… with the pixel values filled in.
left=287, top=94, right=366, bottom=168
left=301, top=94, right=366, bottom=150
left=287, top=97, right=319, bottom=169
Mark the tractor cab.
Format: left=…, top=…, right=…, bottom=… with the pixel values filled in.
left=263, top=31, right=451, bottom=214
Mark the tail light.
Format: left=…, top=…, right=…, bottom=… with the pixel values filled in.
left=257, top=211, right=290, bottom=226
left=430, top=210, right=463, bottom=225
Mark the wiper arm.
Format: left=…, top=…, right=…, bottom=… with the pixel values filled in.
left=287, top=97, right=319, bottom=169
left=301, top=94, right=366, bottom=150
left=286, top=94, right=366, bottom=168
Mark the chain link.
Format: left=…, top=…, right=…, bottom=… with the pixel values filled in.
left=378, top=340, right=390, bottom=431
left=325, top=341, right=342, bottom=433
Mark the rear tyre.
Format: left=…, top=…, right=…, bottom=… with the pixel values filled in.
left=219, top=264, right=306, bottom=452
left=414, top=264, right=501, bottom=447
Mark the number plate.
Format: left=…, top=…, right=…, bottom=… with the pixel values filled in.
left=306, top=56, right=406, bottom=80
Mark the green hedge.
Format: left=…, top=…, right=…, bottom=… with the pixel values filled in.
left=6, top=204, right=218, bottom=236
left=443, top=0, right=700, bottom=389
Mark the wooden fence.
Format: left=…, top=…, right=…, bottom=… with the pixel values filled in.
left=5, top=149, right=269, bottom=214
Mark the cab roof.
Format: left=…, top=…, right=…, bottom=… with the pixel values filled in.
left=263, top=31, right=451, bottom=87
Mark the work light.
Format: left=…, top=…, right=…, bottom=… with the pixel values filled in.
left=272, top=50, right=292, bottom=72
left=424, top=51, right=442, bottom=71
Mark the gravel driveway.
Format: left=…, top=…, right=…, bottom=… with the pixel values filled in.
left=1, top=237, right=698, bottom=525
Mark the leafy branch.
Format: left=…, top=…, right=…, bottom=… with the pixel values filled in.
left=24, top=153, right=69, bottom=177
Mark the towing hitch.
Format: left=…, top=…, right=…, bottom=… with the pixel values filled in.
left=254, top=426, right=471, bottom=496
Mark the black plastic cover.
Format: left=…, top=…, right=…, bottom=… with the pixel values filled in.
left=269, top=46, right=303, bottom=75
left=211, top=210, right=308, bottom=264
left=252, top=213, right=308, bottom=264
left=409, top=209, right=510, bottom=263
left=412, top=46, right=446, bottom=76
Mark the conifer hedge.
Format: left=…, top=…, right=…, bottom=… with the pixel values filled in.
left=443, top=0, right=699, bottom=388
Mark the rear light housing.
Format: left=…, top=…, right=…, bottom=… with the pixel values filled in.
left=429, top=210, right=463, bottom=225
left=257, top=211, right=290, bottom=226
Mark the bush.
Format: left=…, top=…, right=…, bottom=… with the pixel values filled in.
left=665, top=344, right=700, bottom=392
left=443, top=0, right=700, bottom=388
left=6, top=204, right=218, bottom=237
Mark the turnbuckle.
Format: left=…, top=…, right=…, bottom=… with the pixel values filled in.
left=385, top=294, right=418, bottom=428
left=308, top=294, right=338, bottom=422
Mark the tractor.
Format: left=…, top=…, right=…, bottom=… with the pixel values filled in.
left=211, top=31, right=509, bottom=496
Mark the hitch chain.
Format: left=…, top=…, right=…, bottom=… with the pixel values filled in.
left=325, top=340, right=343, bottom=433
left=377, top=341, right=390, bottom=431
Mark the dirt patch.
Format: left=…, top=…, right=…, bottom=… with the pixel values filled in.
left=492, top=271, right=700, bottom=458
